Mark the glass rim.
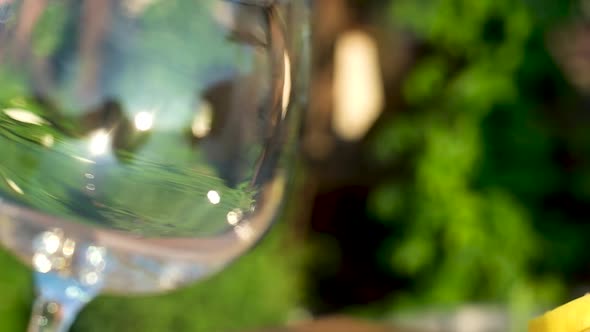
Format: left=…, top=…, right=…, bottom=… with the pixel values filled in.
left=0, top=173, right=285, bottom=293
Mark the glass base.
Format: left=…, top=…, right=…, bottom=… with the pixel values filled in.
left=28, top=271, right=103, bottom=332
left=25, top=230, right=107, bottom=332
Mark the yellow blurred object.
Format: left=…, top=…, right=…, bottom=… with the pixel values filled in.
left=529, top=294, right=590, bottom=332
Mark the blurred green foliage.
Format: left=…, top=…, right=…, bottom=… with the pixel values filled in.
left=0, top=249, right=31, bottom=331
left=369, top=0, right=589, bottom=326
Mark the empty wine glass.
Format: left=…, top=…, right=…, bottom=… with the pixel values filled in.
left=0, top=0, right=309, bottom=330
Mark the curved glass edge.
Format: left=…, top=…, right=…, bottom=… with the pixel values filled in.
left=0, top=172, right=285, bottom=294
left=0, top=0, right=309, bottom=295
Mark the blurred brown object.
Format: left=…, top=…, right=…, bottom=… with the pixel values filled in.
left=289, top=0, right=418, bottom=315
left=252, top=317, right=418, bottom=332
left=305, top=0, right=413, bottom=171
left=549, top=22, right=590, bottom=94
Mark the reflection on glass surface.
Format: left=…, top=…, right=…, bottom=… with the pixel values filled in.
left=226, top=208, right=243, bottom=226
left=133, top=111, right=154, bottom=132
left=32, top=229, right=107, bottom=283
left=4, top=108, right=48, bottom=125
left=29, top=228, right=109, bottom=331
left=207, top=190, right=222, bottom=205
left=0, top=1, right=308, bottom=329
left=234, top=222, right=254, bottom=241
left=191, top=101, right=213, bottom=138
left=6, top=178, right=24, bottom=195
left=281, top=52, right=292, bottom=119
left=87, top=129, right=111, bottom=156
left=0, top=0, right=294, bottom=238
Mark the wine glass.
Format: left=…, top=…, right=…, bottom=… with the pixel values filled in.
left=0, top=0, right=309, bottom=330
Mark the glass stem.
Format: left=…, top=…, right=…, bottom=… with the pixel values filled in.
left=28, top=295, right=83, bottom=332
left=27, top=271, right=103, bottom=332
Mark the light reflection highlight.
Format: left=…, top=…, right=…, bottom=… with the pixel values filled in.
left=65, top=286, right=82, bottom=299
left=134, top=111, right=154, bottom=132
left=73, top=156, right=96, bottom=164
left=79, top=245, right=107, bottom=287
left=207, top=190, right=221, bottom=205
left=159, top=265, right=184, bottom=290
left=84, top=272, right=99, bottom=286
left=3, top=108, right=48, bottom=126
left=33, top=253, right=52, bottom=273
left=235, top=222, right=254, bottom=241
left=41, top=232, right=61, bottom=254
left=88, top=129, right=111, bottom=156
left=213, top=1, right=234, bottom=31
left=226, top=209, right=243, bottom=226
left=62, top=239, right=76, bottom=257
left=41, top=134, right=54, bottom=147
left=31, top=230, right=107, bottom=288
left=191, top=102, right=213, bottom=138
left=6, top=179, right=24, bottom=195
left=282, top=52, right=292, bottom=119
left=37, top=316, right=48, bottom=328
left=333, top=30, right=384, bottom=141
left=86, top=246, right=106, bottom=269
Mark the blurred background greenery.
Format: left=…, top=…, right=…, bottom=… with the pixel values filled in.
left=3, top=0, right=590, bottom=331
